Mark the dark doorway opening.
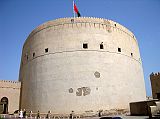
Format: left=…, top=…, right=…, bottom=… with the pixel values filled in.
left=157, top=93, right=160, bottom=99
left=1, top=97, right=8, bottom=114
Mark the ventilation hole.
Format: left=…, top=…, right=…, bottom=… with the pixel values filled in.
left=94, top=71, right=100, bottom=78
left=69, top=88, right=73, bottom=93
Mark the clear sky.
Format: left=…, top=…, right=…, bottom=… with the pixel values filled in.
left=0, top=0, right=160, bottom=96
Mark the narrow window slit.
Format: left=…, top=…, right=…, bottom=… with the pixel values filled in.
left=33, top=52, right=35, bottom=57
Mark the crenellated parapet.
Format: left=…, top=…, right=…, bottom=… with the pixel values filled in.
left=150, top=72, right=160, bottom=99
left=150, top=72, right=160, bottom=79
left=25, top=17, right=135, bottom=46
left=0, top=80, right=21, bottom=89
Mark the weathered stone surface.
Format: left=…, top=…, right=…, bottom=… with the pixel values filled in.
left=19, top=17, right=146, bottom=114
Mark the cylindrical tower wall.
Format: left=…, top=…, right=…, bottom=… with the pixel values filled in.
left=19, top=17, right=146, bottom=114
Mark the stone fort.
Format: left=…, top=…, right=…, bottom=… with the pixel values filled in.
left=0, top=17, right=147, bottom=115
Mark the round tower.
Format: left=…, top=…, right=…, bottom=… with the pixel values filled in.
left=19, top=17, right=146, bottom=114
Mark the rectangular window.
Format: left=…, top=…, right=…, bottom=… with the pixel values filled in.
left=45, top=48, right=48, bottom=53
left=100, top=44, right=104, bottom=49
left=83, top=43, right=88, bottom=49
left=118, top=48, right=121, bottom=52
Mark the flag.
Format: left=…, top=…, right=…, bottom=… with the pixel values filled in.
left=74, top=2, right=81, bottom=17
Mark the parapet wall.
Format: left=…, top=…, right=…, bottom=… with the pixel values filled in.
left=0, top=80, right=21, bottom=89
left=25, top=17, right=136, bottom=45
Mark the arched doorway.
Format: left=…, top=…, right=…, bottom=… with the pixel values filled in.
left=1, top=97, right=8, bottom=114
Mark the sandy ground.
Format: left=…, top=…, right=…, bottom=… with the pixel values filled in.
left=0, top=115, right=149, bottom=119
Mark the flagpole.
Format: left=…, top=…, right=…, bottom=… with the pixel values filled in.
left=73, top=0, right=75, bottom=19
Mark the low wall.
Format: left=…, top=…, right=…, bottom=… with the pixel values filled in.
left=130, top=100, right=158, bottom=116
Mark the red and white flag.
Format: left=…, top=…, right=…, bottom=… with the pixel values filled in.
left=73, top=1, right=81, bottom=17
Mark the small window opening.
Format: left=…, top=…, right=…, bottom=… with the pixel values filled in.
left=33, top=52, right=35, bottom=57
left=100, top=42, right=104, bottom=49
left=45, top=48, right=48, bottom=53
left=27, top=55, right=28, bottom=60
left=118, top=48, right=121, bottom=52
left=94, top=23, right=96, bottom=27
left=83, top=43, right=88, bottom=49
left=115, top=24, right=116, bottom=27
left=131, top=53, right=133, bottom=57
left=71, top=19, right=74, bottom=23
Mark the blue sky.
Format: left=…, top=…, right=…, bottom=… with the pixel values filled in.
left=0, top=0, right=160, bottom=96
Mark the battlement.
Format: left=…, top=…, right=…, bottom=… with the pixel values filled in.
left=150, top=72, right=160, bottom=79
left=0, top=80, right=20, bottom=83
left=25, top=17, right=135, bottom=46
left=0, top=80, right=21, bottom=89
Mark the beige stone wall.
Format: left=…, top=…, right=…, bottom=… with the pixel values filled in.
left=19, top=17, right=146, bottom=114
left=150, top=72, right=160, bottom=99
left=0, top=80, right=21, bottom=114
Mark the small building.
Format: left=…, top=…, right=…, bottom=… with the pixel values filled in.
left=0, top=80, right=21, bottom=114
left=130, top=72, right=160, bottom=116
left=129, top=100, right=159, bottom=116
left=150, top=72, right=160, bottom=99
